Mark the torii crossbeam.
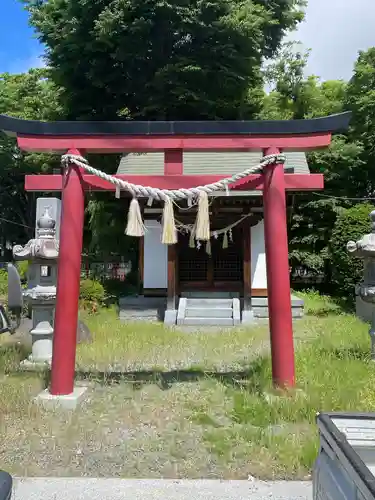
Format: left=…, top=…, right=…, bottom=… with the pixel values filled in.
left=0, top=111, right=351, bottom=396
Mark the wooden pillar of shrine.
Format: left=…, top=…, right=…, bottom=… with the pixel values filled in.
left=243, top=223, right=252, bottom=312
left=164, top=149, right=181, bottom=324
left=139, top=236, right=144, bottom=288
left=138, top=200, right=145, bottom=291
left=165, top=244, right=178, bottom=323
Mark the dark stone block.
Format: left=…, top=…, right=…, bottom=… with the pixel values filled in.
left=0, top=470, right=12, bottom=500
left=77, top=320, right=93, bottom=344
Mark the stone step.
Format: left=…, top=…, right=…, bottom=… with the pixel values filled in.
left=182, top=291, right=239, bottom=299
left=186, top=298, right=233, bottom=308
left=177, top=317, right=234, bottom=326
left=119, top=310, right=159, bottom=318
left=119, top=296, right=165, bottom=308
left=185, top=307, right=233, bottom=318
left=120, top=306, right=162, bottom=312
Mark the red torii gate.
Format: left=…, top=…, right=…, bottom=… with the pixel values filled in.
left=0, top=112, right=351, bottom=396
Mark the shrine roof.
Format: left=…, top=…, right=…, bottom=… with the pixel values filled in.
left=0, top=112, right=351, bottom=137
left=117, top=151, right=309, bottom=176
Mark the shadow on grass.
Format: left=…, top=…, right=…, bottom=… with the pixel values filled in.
left=304, top=299, right=354, bottom=317
left=305, top=308, right=339, bottom=318
left=57, top=356, right=271, bottom=392
left=333, top=297, right=355, bottom=314
left=0, top=336, right=271, bottom=393
left=0, top=340, right=275, bottom=396
left=317, top=346, right=371, bottom=362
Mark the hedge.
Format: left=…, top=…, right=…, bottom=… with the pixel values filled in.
left=329, top=203, right=375, bottom=297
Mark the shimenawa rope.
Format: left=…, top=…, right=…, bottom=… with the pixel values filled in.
left=61, top=153, right=286, bottom=245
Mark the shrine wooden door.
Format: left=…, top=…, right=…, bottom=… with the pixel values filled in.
left=178, top=227, right=243, bottom=291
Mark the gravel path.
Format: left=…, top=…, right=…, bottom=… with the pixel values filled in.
left=13, top=479, right=312, bottom=500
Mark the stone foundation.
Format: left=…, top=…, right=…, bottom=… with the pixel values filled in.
left=356, top=294, right=374, bottom=323
left=119, top=294, right=304, bottom=324
left=251, top=295, right=304, bottom=319
left=119, top=296, right=166, bottom=322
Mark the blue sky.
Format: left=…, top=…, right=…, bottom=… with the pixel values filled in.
left=1, top=0, right=375, bottom=81
left=0, top=0, right=45, bottom=74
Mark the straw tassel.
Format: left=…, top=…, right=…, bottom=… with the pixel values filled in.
left=161, top=197, right=177, bottom=244
left=222, top=232, right=228, bottom=249
left=195, top=190, right=210, bottom=241
left=206, top=239, right=211, bottom=255
left=189, top=221, right=197, bottom=248
left=126, top=198, right=146, bottom=237
left=189, top=230, right=195, bottom=248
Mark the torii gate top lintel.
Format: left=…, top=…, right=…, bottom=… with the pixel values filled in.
left=0, top=111, right=351, bottom=153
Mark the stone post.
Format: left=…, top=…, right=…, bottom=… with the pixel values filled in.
left=347, top=210, right=375, bottom=360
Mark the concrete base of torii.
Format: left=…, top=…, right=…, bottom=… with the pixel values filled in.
left=34, top=385, right=88, bottom=410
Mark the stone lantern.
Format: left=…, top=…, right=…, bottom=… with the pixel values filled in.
left=13, top=198, right=61, bottom=366
left=347, top=210, right=375, bottom=360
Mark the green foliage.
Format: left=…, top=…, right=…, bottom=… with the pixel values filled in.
left=102, top=278, right=139, bottom=301
left=289, top=196, right=346, bottom=276
left=288, top=133, right=364, bottom=283
left=262, top=42, right=374, bottom=295
left=346, top=48, right=375, bottom=147
left=80, top=278, right=106, bottom=313
left=261, top=42, right=347, bottom=120
left=0, top=69, right=62, bottom=120
left=0, top=269, right=7, bottom=299
left=16, top=261, right=29, bottom=282
left=344, top=48, right=375, bottom=197
left=85, top=197, right=138, bottom=256
left=329, top=203, right=375, bottom=297
left=0, top=69, right=63, bottom=244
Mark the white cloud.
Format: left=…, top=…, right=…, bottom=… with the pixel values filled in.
left=290, top=0, right=375, bottom=81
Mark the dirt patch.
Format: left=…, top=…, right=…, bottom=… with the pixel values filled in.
left=0, top=379, right=228, bottom=478
left=0, top=376, right=316, bottom=479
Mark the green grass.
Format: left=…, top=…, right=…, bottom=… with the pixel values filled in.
left=0, top=292, right=374, bottom=479
left=76, top=307, right=270, bottom=372
left=191, top=292, right=375, bottom=478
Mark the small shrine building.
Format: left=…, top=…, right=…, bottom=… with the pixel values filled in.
left=117, top=151, right=309, bottom=303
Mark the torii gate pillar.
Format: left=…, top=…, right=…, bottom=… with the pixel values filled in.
left=50, top=150, right=85, bottom=396
left=263, top=147, right=295, bottom=387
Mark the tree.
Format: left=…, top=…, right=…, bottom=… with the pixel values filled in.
left=23, top=0, right=305, bottom=121
left=260, top=42, right=366, bottom=289
left=0, top=69, right=62, bottom=249
left=330, top=203, right=375, bottom=297
left=345, top=48, right=375, bottom=196
left=261, top=42, right=347, bottom=119
left=22, top=0, right=305, bottom=259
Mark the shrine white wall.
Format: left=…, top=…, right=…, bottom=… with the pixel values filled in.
left=251, top=220, right=267, bottom=291
left=142, top=218, right=268, bottom=292
left=143, top=220, right=168, bottom=289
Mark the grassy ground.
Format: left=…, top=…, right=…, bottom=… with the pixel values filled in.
left=75, top=310, right=270, bottom=372
left=0, top=291, right=374, bottom=479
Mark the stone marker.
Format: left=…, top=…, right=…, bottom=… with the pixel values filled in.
left=347, top=209, right=375, bottom=359
left=13, top=198, right=61, bottom=366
